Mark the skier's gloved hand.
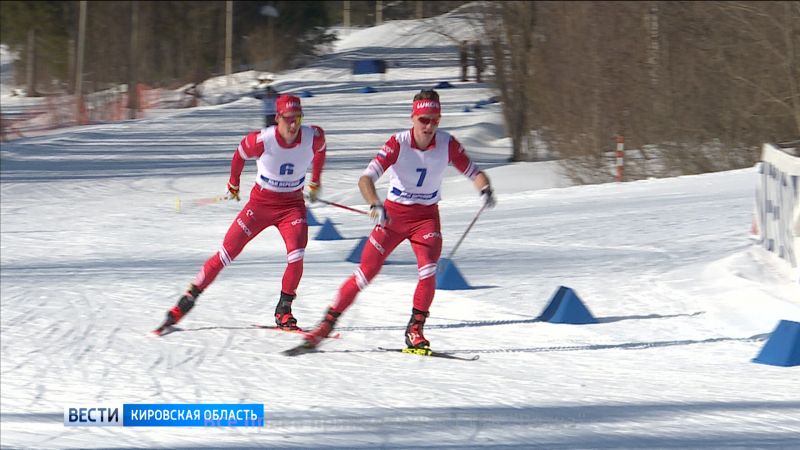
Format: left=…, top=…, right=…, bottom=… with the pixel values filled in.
left=480, top=186, right=496, bottom=209
left=227, top=182, right=240, bottom=201
left=369, top=204, right=389, bottom=226
left=307, top=182, right=320, bottom=203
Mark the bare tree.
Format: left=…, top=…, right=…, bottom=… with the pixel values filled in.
left=710, top=1, right=800, bottom=137
left=485, top=1, right=536, bottom=162
left=483, top=1, right=798, bottom=183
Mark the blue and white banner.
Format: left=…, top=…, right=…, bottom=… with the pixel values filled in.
left=64, top=404, right=264, bottom=427
left=755, top=143, right=800, bottom=282
left=390, top=187, right=438, bottom=200
left=259, top=174, right=305, bottom=188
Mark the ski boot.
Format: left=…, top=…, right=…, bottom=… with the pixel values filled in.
left=283, top=307, right=341, bottom=356
left=154, top=284, right=202, bottom=335
left=301, top=307, right=341, bottom=348
left=405, top=308, right=430, bottom=349
left=274, top=292, right=299, bottom=330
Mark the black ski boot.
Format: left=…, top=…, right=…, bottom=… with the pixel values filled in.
left=274, top=292, right=299, bottom=330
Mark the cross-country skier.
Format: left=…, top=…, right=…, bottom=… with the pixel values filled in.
left=155, top=94, right=326, bottom=335
left=296, top=89, right=495, bottom=350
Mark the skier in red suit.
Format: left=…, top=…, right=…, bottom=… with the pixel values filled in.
left=299, top=89, right=495, bottom=350
left=155, top=95, right=326, bottom=334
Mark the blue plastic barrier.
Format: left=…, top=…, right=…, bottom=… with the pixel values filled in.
left=352, top=60, right=387, bottom=75
left=314, top=218, right=344, bottom=241
left=435, top=258, right=471, bottom=290
left=753, top=320, right=800, bottom=367
left=537, top=286, right=598, bottom=324
left=346, top=236, right=368, bottom=263
left=306, top=209, right=322, bottom=226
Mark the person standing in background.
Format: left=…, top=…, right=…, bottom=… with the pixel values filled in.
left=472, top=41, right=484, bottom=83
left=459, top=40, right=469, bottom=82
left=254, top=74, right=280, bottom=127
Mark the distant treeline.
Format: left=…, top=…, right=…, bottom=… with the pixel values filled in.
left=1, top=1, right=335, bottom=92
left=0, top=1, right=469, bottom=93
left=3, top=1, right=796, bottom=182
left=484, top=1, right=800, bottom=181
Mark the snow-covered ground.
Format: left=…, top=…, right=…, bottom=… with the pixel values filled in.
left=2, top=6, right=799, bottom=449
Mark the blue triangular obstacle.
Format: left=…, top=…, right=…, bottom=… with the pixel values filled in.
left=435, top=81, right=453, bottom=89
left=462, top=106, right=471, bottom=113
left=346, top=236, right=368, bottom=263
left=306, top=209, right=322, bottom=226
left=300, top=90, right=314, bottom=98
left=435, top=258, right=471, bottom=290
left=753, top=320, right=800, bottom=367
left=360, top=86, right=376, bottom=93
left=537, top=286, right=597, bottom=324
left=314, top=218, right=343, bottom=241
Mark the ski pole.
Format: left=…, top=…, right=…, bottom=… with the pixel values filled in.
left=444, top=203, right=487, bottom=261
left=176, top=194, right=237, bottom=212
left=192, top=194, right=230, bottom=206
left=314, top=197, right=369, bottom=215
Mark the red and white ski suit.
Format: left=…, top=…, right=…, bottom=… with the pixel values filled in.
left=192, top=125, right=326, bottom=295
left=332, top=129, right=481, bottom=313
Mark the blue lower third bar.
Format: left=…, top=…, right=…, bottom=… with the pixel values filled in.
left=123, top=404, right=264, bottom=427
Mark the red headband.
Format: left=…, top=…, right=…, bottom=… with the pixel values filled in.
left=412, top=100, right=441, bottom=116
left=276, top=95, right=302, bottom=115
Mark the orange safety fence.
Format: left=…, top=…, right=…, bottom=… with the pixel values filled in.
left=1, top=84, right=172, bottom=141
